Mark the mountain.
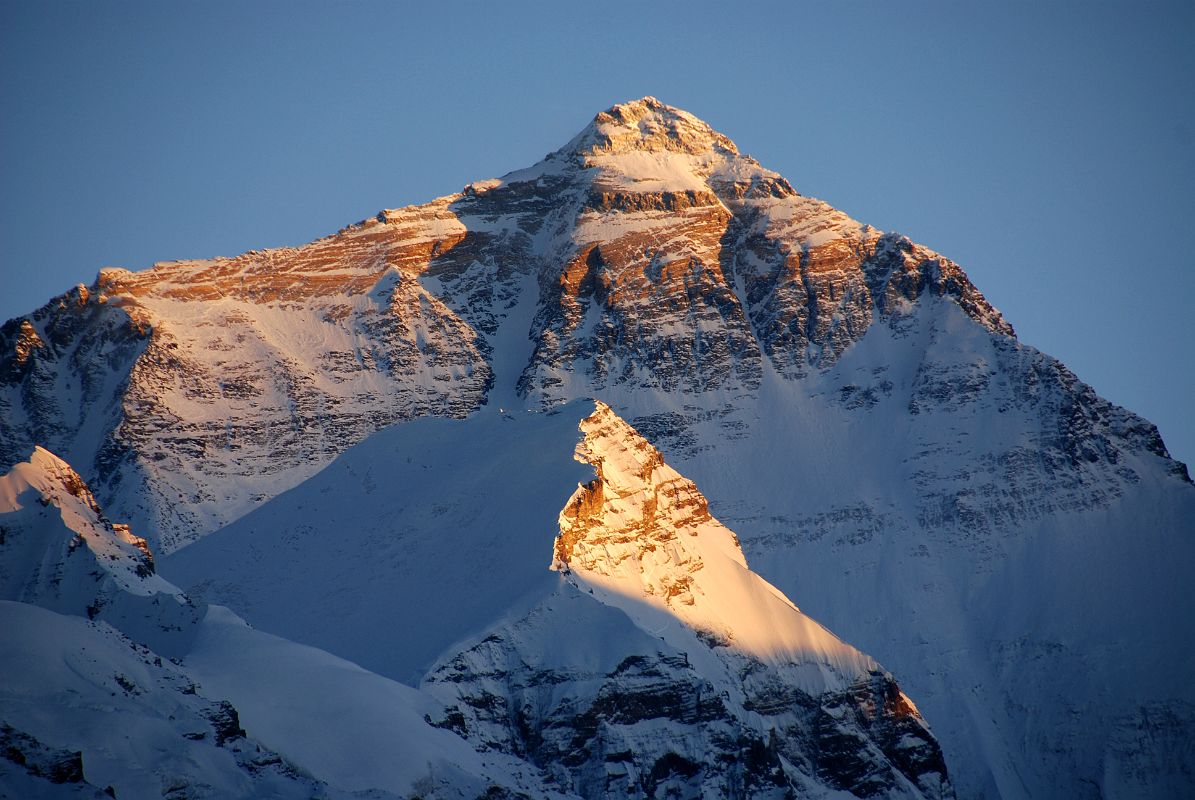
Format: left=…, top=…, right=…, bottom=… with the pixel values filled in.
left=2, top=97, right=1192, bottom=798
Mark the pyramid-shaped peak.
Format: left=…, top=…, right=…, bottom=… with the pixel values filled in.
left=563, top=96, right=740, bottom=158
left=553, top=401, right=881, bottom=681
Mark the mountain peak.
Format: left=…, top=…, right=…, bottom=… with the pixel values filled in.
left=561, top=96, right=739, bottom=159
left=8, top=445, right=104, bottom=518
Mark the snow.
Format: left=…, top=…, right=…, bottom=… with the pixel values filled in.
left=163, top=403, right=596, bottom=684
left=0, top=601, right=296, bottom=799
left=626, top=299, right=1195, bottom=800
left=0, top=446, right=179, bottom=599
left=480, top=274, right=539, bottom=409
left=496, top=154, right=573, bottom=187
left=187, top=605, right=555, bottom=798
left=164, top=398, right=905, bottom=745
left=586, top=151, right=712, bottom=193
left=0, top=597, right=575, bottom=799
left=165, top=399, right=902, bottom=702
left=748, top=193, right=879, bottom=252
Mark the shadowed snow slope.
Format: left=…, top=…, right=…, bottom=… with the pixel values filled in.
left=0, top=600, right=332, bottom=799
left=0, top=598, right=574, bottom=799
left=185, top=604, right=577, bottom=799
left=165, top=403, right=593, bottom=683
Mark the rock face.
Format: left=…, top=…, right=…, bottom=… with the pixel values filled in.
left=2, top=97, right=1193, bottom=799
left=420, top=402, right=951, bottom=799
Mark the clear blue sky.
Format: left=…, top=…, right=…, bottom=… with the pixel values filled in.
left=2, top=1, right=1192, bottom=468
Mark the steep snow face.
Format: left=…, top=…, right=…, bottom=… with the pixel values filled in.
left=163, top=404, right=594, bottom=683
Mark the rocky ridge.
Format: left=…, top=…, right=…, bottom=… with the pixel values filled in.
left=0, top=446, right=203, bottom=656
left=0, top=452, right=357, bottom=798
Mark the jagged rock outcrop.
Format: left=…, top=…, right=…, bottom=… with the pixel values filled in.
left=424, top=403, right=951, bottom=800
left=0, top=723, right=96, bottom=795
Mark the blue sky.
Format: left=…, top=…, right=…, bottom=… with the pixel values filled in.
left=2, top=1, right=1192, bottom=467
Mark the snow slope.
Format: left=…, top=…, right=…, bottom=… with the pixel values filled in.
left=0, top=597, right=580, bottom=800
left=165, top=403, right=594, bottom=682
left=186, top=605, right=577, bottom=799
left=0, top=600, right=332, bottom=799
left=0, top=446, right=582, bottom=798
left=4, top=402, right=951, bottom=798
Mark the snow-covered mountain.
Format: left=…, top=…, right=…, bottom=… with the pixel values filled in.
left=169, top=400, right=952, bottom=798
left=2, top=97, right=1192, bottom=798
left=0, top=449, right=529, bottom=799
